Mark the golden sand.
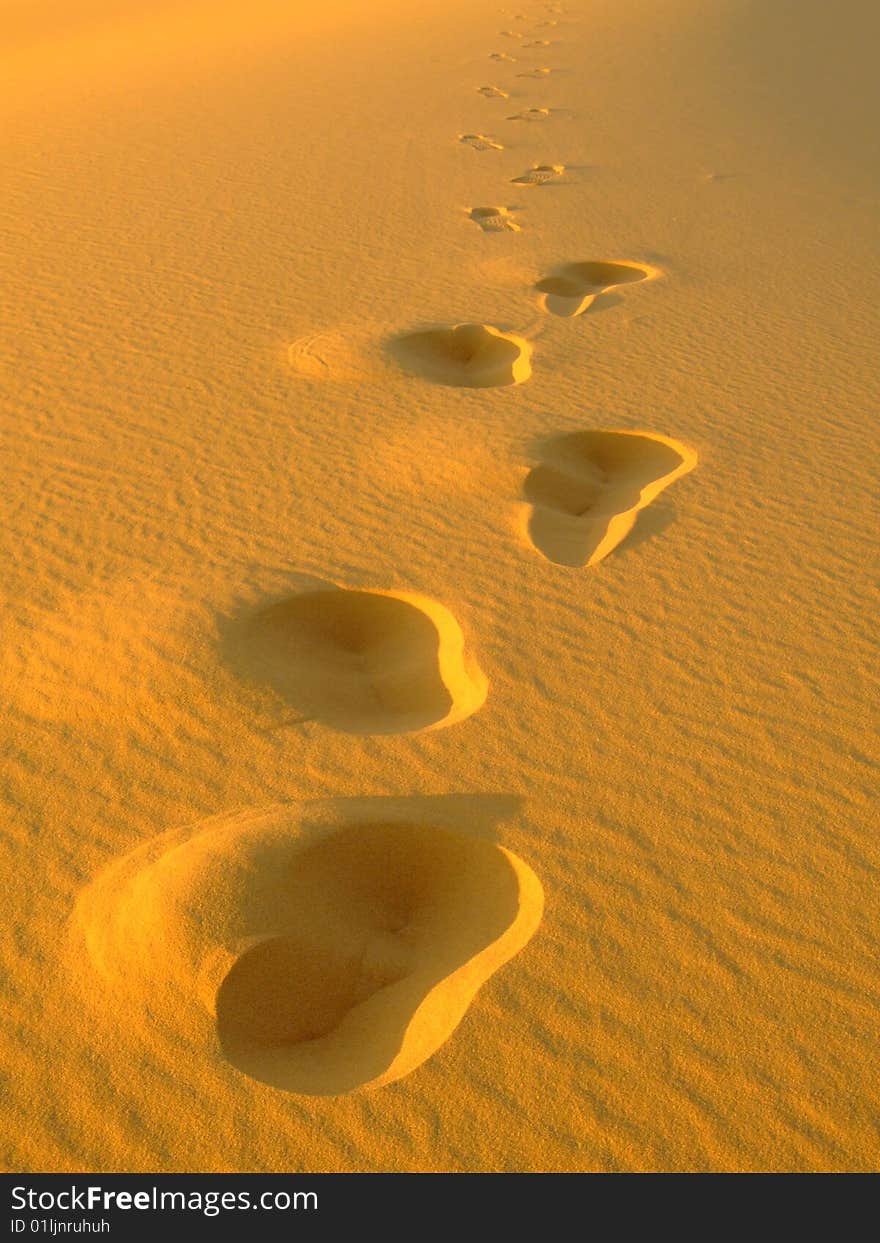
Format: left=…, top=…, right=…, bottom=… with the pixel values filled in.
left=1, top=0, right=878, bottom=1171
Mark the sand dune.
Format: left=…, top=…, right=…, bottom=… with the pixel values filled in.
left=2, top=0, right=879, bottom=1175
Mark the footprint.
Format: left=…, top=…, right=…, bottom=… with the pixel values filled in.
left=390, top=323, right=531, bottom=388
left=522, top=430, right=697, bottom=567
left=226, top=586, right=487, bottom=734
left=516, top=67, right=551, bottom=78
left=524, top=39, right=551, bottom=47
left=535, top=259, right=660, bottom=316
left=477, top=85, right=509, bottom=99
left=459, top=133, right=504, bottom=151
left=499, top=30, right=523, bottom=38
left=507, top=107, right=551, bottom=122
left=489, top=51, right=516, bottom=61
left=75, top=800, right=544, bottom=1096
left=512, top=163, right=564, bottom=186
left=468, top=206, right=521, bottom=233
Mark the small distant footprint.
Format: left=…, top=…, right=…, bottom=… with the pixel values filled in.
left=489, top=51, right=516, bottom=61
left=499, top=30, right=523, bottom=38
left=517, top=67, right=551, bottom=78
left=524, top=39, right=551, bottom=47
left=535, top=259, right=660, bottom=316
left=469, top=206, right=521, bottom=233
left=507, top=107, right=551, bottom=123
left=477, top=85, right=509, bottom=99
left=512, top=163, right=565, bottom=186
left=459, top=133, right=504, bottom=152
left=391, top=323, right=531, bottom=388
left=523, top=430, right=697, bottom=567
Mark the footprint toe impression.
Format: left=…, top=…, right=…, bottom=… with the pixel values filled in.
left=523, top=430, right=697, bottom=567
left=391, top=323, right=531, bottom=388
left=536, top=260, right=659, bottom=317
left=75, top=804, right=544, bottom=1096
left=229, top=587, right=487, bottom=734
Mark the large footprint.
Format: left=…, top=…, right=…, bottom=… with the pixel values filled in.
left=391, top=323, right=531, bottom=387
left=523, top=430, right=697, bottom=567
left=226, top=586, right=487, bottom=733
left=74, top=800, right=544, bottom=1096
left=536, top=260, right=661, bottom=317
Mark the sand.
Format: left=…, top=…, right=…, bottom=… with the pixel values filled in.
left=1, top=0, right=878, bottom=1172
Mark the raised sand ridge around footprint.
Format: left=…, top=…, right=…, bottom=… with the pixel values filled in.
left=523, top=430, right=697, bottom=567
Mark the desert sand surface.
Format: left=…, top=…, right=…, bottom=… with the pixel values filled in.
left=1, top=0, right=878, bottom=1173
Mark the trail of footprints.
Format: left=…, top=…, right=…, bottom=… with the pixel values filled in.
left=76, top=1, right=700, bottom=1100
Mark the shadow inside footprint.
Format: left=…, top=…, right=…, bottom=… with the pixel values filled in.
left=390, top=323, right=531, bottom=388
left=523, top=430, right=697, bottom=567
left=226, top=587, right=487, bottom=734
left=215, top=819, right=543, bottom=1095
left=536, top=260, right=659, bottom=316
